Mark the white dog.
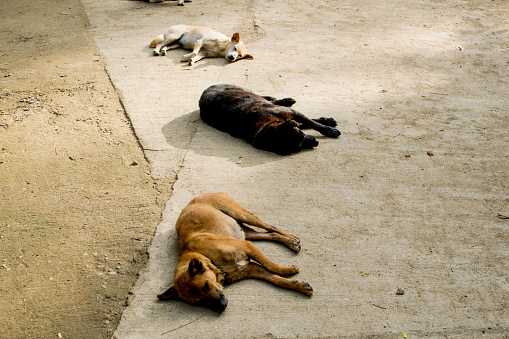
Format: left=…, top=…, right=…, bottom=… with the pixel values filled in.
left=150, top=25, right=253, bottom=65
left=147, top=0, right=191, bottom=6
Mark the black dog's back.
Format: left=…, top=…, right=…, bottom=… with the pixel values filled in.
left=199, top=84, right=269, bottom=139
left=199, top=84, right=340, bottom=155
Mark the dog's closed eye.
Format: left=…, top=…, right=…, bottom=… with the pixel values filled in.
left=202, top=282, right=210, bottom=293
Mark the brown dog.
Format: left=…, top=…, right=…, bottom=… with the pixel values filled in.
left=157, top=193, right=313, bottom=313
left=199, top=84, right=341, bottom=155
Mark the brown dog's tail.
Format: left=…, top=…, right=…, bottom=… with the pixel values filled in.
left=150, top=34, right=164, bottom=48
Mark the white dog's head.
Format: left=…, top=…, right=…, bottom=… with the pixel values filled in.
left=225, top=33, right=253, bottom=62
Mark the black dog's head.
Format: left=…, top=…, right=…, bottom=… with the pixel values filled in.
left=253, top=120, right=318, bottom=155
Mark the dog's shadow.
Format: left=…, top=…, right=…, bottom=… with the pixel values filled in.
left=162, top=110, right=292, bottom=167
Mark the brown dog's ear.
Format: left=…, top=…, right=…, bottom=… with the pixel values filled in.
left=188, top=258, right=204, bottom=277
left=243, top=54, right=254, bottom=60
left=231, top=33, right=240, bottom=42
left=157, top=286, right=181, bottom=301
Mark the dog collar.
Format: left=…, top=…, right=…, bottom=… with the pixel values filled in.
left=210, top=259, right=232, bottom=285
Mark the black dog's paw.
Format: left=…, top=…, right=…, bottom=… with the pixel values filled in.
left=325, top=127, right=341, bottom=138
left=274, top=97, right=296, bottom=107
left=314, top=117, right=337, bottom=127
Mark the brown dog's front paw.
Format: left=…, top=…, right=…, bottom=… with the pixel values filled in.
left=299, top=281, right=313, bottom=296
left=289, top=238, right=301, bottom=252
left=284, top=232, right=300, bottom=242
left=280, top=265, right=299, bottom=276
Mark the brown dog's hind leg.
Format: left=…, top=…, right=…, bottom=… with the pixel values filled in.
left=238, top=263, right=313, bottom=296
left=243, top=241, right=300, bottom=276
left=211, top=193, right=300, bottom=242
left=241, top=225, right=301, bottom=252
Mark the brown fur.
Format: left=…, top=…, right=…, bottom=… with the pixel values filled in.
left=157, top=193, right=312, bottom=313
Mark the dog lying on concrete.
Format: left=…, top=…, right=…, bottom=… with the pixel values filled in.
left=150, top=25, right=253, bottom=65
left=199, top=84, right=341, bottom=155
left=157, top=193, right=312, bottom=313
left=139, top=0, right=191, bottom=6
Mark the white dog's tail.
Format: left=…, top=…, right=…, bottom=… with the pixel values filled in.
left=149, top=34, right=164, bottom=48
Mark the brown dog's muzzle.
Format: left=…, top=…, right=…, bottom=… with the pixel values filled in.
left=200, top=290, right=228, bottom=313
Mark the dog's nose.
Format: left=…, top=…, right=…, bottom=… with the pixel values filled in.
left=302, top=135, right=319, bottom=149
left=210, top=294, right=228, bottom=313
left=227, top=55, right=235, bottom=61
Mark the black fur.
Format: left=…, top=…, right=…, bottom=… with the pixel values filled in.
left=199, top=84, right=340, bottom=155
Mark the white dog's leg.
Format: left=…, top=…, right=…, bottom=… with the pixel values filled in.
left=189, top=51, right=208, bottom=65
left=154, top=41, right=174, bottom=56
left=154, top=44, right=164, bottom=56
left=160, top=44, right=180, bottom=56
left=181, top=52, right=196, bottom=62
left=155, top=37, right=181, bottom=56
left=181, top=38, right=203, bottom=62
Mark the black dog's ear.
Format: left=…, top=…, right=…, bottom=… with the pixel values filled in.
left=157, top=286, right=181, bottom=301
left=188, top=258, right=204, bottom=277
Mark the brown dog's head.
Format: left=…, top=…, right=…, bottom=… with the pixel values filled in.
left=225, top=33, right=253, bottom=63
left=157, top=253, right=230, bottom=313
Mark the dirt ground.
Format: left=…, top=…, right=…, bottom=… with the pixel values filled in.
left=0, top=0, right=172, bottom=338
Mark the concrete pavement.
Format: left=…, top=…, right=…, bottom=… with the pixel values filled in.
left=81, top=0, right=509, bottom=337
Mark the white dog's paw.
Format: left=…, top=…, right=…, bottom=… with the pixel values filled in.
left=153, top=50, right=160, bottom=56
left=181, top=53, right=195, bottom=62
left=160, top=50, right=166, bottom=56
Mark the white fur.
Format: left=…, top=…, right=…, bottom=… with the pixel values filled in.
left=150, top=25, right=252, bottom=65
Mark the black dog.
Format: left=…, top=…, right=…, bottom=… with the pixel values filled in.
left=199, top=84, right=340, bottom=155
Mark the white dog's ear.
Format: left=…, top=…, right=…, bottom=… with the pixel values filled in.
left=243, top=54, right=254, bottom=60
left=231, top=33, right=240, bottom=42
